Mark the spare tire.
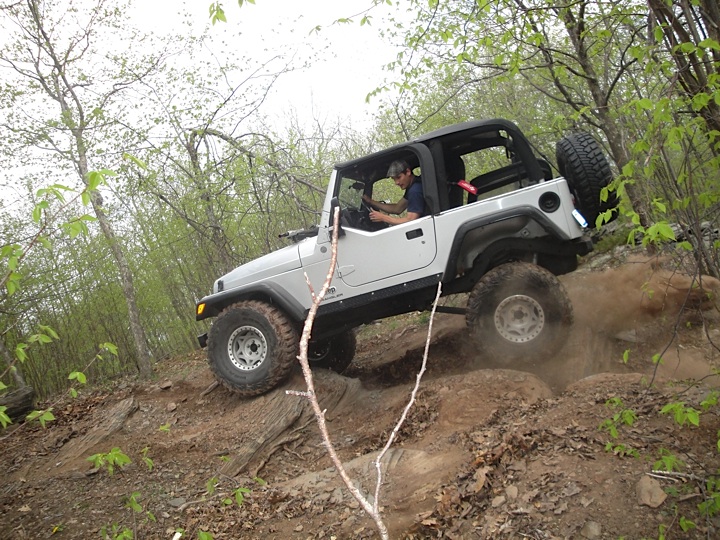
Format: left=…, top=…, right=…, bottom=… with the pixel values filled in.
left=556, top=132, right=619, bottom=226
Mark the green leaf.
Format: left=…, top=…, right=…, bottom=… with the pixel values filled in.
left=100, top=342, right=118, bottom=356
left=126, top=492, right=143, bottom=513
left=211, top=5, right=226, bottom=25
left=68, top=371, right=87, bottom=384
left=679, top=516, right=696, bottom=532
left=636, top=98, right=654, bottom=111
left=87, top=171, right=104, bottom=191
left=26, top=408, right=55, bottom=428
left=0, top=406, right=12, bottom=429
left=234, top=487, right=251, bottom=506
left=206, top=476, right=219, bottom=495
left=38, top=325, right=59, bottom=339
left=122, top=152, right=147, bottom=169
left=6, top=273, right=19, bottom=295
left=15, top=343, right=28, bottom=362
left=698, top=38, right=720, bottom=51
left=678, top=41, right=696, bottom=54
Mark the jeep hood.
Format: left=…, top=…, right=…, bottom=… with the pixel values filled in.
left=214, top=243, right=301, bottom=293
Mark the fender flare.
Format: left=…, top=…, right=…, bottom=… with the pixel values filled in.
left=196, top=282, right=306, bottom=323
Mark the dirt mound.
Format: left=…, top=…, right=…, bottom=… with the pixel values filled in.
left=1, top=256, right=720, bottom=539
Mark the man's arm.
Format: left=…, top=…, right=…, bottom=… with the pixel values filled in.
left=363, top=195, right=408, bottom=215
left=369, top=210, right=421, bottom=225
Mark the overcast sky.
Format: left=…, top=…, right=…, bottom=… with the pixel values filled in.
left=131, top=0, right=401, bottom=129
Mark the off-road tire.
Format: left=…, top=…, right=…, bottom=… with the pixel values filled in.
left=207, top=300, right=298, bottom=397
left=556, top=132, right=618, bottom=226
left=466, top=262, right=573, bottom=361
left=308, top=330, right=357, bottom=373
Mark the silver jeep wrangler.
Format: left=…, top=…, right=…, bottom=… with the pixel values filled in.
left=196, top=119, right=616, bottom=396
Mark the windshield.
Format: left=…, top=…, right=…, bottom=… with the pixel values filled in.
left=337, top=175, right=365, bottom=211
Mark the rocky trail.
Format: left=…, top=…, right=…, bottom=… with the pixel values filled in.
left=2, top=252, right=720, bottom=539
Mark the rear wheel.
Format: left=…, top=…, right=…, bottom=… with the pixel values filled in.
left=207, top=301, right=298, bottom=397
left=556, top=132, right=618, bottom=226
left=466, top=262, right=573, bottom=362
left=308, top=330, right=356, bottom=373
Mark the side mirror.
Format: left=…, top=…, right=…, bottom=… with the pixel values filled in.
left=329, top=197, right=345, bottom=237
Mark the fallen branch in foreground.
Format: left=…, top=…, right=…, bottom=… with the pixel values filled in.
left=288, top=207, right=442, bottom=539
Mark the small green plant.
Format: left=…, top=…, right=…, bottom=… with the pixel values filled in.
left=99, top=523, right=133, bottom=540
left=231, top=487, right=251, bottom=506
left=653, top=448, right=685, bottom=472
left=599, top=397, right=637, bottom=438
left=139, top=447, right=154, bottom=471
left=604, top=442, right=640, bottom=458
left=660, top=401, right=700, bottom=427
left=0, top=406, right=11, bottom=429
left=197, top=531, right=214, bottom=540
left=25, top=408, right=55, bottom=428
left=679, top=515, right=696, bottom=532
left=206, top=476, right=219, bottom=495
left=158, top=423, right=171, bottom=433
left=68, top=370, right=87, bottom=398
left=87, top=447, right=131, bottom=475
left=599, top=398, right=640, bottom=457
left=123, top=491, right=156, bottom=524
left=700, top=391, right=719, bottom=411
left=699, top=476, right=720, bottom=517
left=253, top=476, right=266, bottom=486
left=124, top=492, right=143, bottom=513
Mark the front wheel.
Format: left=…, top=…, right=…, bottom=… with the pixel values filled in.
left=308, top=330, right=357, bottom=373
left=466, top=262, right=573, bottom=362
left=207, top=301, right=298, bottom=397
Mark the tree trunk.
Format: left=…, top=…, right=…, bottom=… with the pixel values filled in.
left=52, top=396, right=137, bottom=476
left=219, top=370, right=362, bottom=478
left=22, top=0, right=155, bottom=379
left=85, top=183, right=154, bottom=378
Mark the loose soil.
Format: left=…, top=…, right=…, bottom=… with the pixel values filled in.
left=2, top=252, right=720, bottom=539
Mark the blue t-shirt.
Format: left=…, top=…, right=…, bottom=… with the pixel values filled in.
left=403, top=178, right=425, bottom=216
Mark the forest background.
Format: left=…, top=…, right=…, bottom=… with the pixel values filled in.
left=0, top=0, right=719, bottom=406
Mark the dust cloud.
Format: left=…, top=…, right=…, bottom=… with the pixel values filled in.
left=552, top=255, right=720, bottom=391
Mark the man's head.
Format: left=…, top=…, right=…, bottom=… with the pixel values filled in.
left=387, top=160, right=413, bottom=189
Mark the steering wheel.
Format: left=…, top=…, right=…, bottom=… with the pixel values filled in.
left=360, top=200, right=389, bottom=231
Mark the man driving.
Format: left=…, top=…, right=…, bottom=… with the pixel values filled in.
left=362, top=160, right=425, bottom=225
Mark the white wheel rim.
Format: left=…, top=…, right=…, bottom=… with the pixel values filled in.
left=227, top=325, right=268, bottom=371
left=494, top=294, right=544, bottom=343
